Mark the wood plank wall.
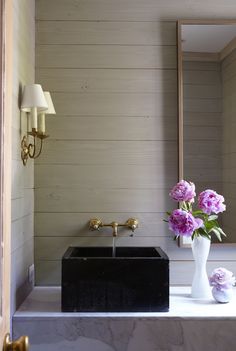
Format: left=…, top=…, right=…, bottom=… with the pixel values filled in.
left=183, top=60, right=222, bottom=195
left=11, top=0, right=35, bottom=313
left=35, top=0, right=236, bottom=285
left=183, top=60, right=225, bottom=243
left=222, top=49, right=236, bottom=242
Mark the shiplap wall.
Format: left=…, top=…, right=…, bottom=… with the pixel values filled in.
left=222, top=49, right=236, bottom=242
left=183, top=60, right=225, bottom=243
left=11, top=0, right=35, bottom=313
left=35, top=0, right=236, bottom=285
left=183, top=60, right=222, bottom=195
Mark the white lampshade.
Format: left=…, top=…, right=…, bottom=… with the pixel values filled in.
left=43, top=92, right=56, bottom=115
left=21, top=84, right=48, bottom=112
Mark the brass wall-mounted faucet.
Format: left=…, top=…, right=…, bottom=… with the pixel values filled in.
left=89, top=218, right=139, bottom=237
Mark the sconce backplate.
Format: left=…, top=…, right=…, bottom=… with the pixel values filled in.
left=21, top=136, right=31, bottom=166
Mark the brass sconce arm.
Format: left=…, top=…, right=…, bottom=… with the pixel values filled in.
left=21, top=130, right=49, bottom=166
left=89, top=218, right=139, bottom=237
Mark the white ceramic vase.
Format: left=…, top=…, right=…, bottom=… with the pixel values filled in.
left=191, top=236, right=212, bottom=299
left=212, top=286, right=233, bottom=303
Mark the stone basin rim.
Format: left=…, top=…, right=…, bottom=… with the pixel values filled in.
left=63, top=246, right=169, bottom=260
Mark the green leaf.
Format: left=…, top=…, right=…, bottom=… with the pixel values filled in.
left=205, top=220, right=217, bottom=231
left=217, top=227, right=227, bottom=237
left=210, top=228, right=222, bottom=242
left=202, top=233, right=211, bottom=240
left=166, top=211, right=171, bottom=216
left=208, top=215, right=218, bottom=221
left=198, top=227, right=206, bottom=235
left=192, top=210, right=205, bottom=215
left=198, top=227, right=211, bottom=240
left=163, top=219, right=168, bottom=223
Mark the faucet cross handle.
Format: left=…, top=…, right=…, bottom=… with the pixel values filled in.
left=89, top=218, right=103, bottom=231
left=126, top=218, right=139, bottom=232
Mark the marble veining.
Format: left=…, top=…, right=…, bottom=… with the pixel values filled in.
left=14, top=286, right=236, bottom=318
left=13, top=287, right=236, bottom=351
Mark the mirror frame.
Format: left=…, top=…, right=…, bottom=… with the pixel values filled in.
left=177, top=19, right=236, bottom=248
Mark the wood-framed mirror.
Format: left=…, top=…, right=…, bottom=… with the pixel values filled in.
left=178, top=19, right=236, bottom=248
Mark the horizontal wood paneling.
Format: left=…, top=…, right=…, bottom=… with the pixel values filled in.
left=49, top=92, right=177, bottom=116
left=11, top=214, right=33, bottom=253
left=11, top=239, right=34, bottom=312
left=183, top=60, right=222, bottom=204
left=36, top=140, right=178, bottom=166
left=35, top=260, right=61, bottom=286
left=184, top=152, right=222, bottom=170
left=170, top=261, right=236, bottom=285
left=35, top=164, right=176, bottom=189
left=36, top=239, right=236, bottom=265
left=35, top=3, right=180, bottom=285
left=222, top=59, right=236, bottom=82
left=46, top=116, right=177, bottom=141
left=12, top=159, right=34, bottom=199
left=11, top=189, right=34, bottom=221
left=183, top=61, right=220, bottom=72
left=36, top=0, right=236, bottom=21
left=184, top=126, right=221, bottom=141
left=36, top=21, right=176, bottom=45
left=35, top=236, right=172, bottom=260
left=222, top=48, right=236, bottom=70
left=181, top=169, right=222, bottom=182
left=35, top=188, right=173, bottom=213
left=184, top=98, right=222, bottom=113
left=35, top=212, right=169, bottom=237
left=184, top=112, right=222, bottom=126
left=35, top=259, right=236, bottom=286
left=36, top=45, right=176, bottom=69
left=11, top=0, right=35, bottom=313
left=222, top=167, right=236, bottom=182
left=183, top=84, right=221, bottom=99
left=184, top=140, right=221, bottom=157
left=35, top=1, right=236, bottom=285
left=222, top=48, right=236, bottom=242
left=222, top=75, right=236, bottom=94
left=36, top=68, right=177, bottom=93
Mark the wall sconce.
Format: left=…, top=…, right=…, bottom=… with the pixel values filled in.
left=20, top=84, right=56, bottom=165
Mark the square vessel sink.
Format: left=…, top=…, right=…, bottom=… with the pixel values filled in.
left=61, top=246, right=169, bottom=312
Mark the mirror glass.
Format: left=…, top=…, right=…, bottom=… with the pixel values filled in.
left=178, top=21, right=236, bottom=245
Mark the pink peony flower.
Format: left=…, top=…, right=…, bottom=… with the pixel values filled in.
left=168, top=209, right=203, bottom=237
left=169, top=180, right=196, bottom=203
left=198, top=190, right=226, bottom=215
left=209, top=267, right=235, bottom=290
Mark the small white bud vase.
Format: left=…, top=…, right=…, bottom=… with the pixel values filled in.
left=212, top=287, right=233, bottom=303
left=191, top=236, right=212, bottom=299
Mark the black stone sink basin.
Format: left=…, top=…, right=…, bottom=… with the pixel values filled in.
left=61, top=247, right=169, bottom=312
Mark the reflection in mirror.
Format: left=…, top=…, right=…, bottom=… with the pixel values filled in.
left=178, top=21, right=236, bottom=245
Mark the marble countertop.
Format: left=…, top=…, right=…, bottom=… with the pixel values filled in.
left=14, top=286, right=236, bottom=319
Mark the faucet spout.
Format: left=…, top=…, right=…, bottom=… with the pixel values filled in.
left=111, top=222, right=118, bottom=237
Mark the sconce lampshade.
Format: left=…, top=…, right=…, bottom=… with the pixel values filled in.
left=43, top=92, right=56, bottom=115
left=37, top=92, right=56, bottom=134
left=21, top=84, right=48, bottom=112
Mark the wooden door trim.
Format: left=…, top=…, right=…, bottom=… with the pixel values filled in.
left=0, top=0, right=12, bottom=341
